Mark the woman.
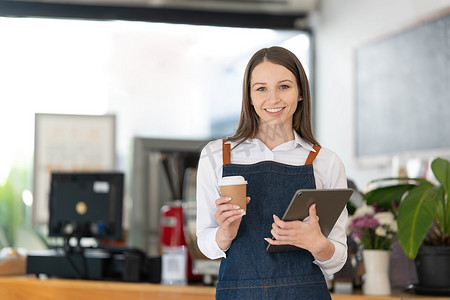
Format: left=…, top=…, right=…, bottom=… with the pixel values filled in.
left=196, top=46, right=348, bottom=299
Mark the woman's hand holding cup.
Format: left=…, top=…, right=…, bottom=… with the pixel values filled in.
left=214, top=196, right=250, bottom=247
left=215, top=176, right=249, bottom=250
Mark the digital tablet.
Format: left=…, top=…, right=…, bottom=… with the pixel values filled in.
left=266, top=188, right=353, bottom=253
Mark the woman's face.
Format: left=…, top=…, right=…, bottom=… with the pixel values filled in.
left=250, top=60, right=301, bottom=131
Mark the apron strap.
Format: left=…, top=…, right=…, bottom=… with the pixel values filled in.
left=305, top=145, right=321, bottom=165
left=222, top=139, right=231, bottom=165
left=223, top=140, right=320, bottom=165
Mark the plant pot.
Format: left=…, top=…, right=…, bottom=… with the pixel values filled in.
left=362, top=249, right=391, bottom=296
left=389, top=241, right=417, bottom=290
left=414, top=245, right=450, bottom=292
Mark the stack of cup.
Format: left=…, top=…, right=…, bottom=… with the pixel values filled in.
left=218, top=176, right=248, bottom=215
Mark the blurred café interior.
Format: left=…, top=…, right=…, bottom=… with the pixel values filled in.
left=0, top=0, right=450, bottom=299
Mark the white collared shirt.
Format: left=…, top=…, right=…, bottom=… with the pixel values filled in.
left=196, top=130, right=348, bottom=276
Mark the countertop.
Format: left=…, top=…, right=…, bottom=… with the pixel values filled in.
left=0, top=276, right=448, bottom=300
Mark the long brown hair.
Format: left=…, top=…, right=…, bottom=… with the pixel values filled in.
left=229, top=46, right=318, bottom=146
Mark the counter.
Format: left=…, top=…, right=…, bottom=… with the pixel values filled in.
left=0, top=276, right=448, bottom=300
left=0, top=277, right=213, bottom=300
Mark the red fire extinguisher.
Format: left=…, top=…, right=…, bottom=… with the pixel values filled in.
left=159, top=200, right=199, bottom=281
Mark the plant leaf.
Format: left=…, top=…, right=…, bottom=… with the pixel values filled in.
left=431, top=157, right=450, bottom=196
left=369, top=177, right=430, bottom=185
left=398, top=184, right=441, bottom=258
left=365, top=184, right=416, bottom=211
left=435, top=185, right=446, bottom=234
left=431, top=158, right=450, bottom=235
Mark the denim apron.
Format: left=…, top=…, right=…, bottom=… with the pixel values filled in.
left=215, top=139, right=331, bottom=300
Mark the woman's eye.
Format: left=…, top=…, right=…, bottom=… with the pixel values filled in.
left=280, top=85, right=290, bottom=90
left=256, top=87, right=266, bottom=92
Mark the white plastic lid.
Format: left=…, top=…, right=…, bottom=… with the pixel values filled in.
left=218, top=176, right=247, bottom=186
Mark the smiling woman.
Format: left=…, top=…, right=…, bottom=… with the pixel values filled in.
left=250, top=61, right=301, bottom=148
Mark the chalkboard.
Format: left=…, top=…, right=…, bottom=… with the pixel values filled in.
left=355, top=11, right=450, bottom=158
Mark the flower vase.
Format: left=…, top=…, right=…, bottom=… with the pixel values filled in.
left=362, top=249, right=391, bottom=296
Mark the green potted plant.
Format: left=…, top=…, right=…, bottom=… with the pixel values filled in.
left=364, top=157, right=449, bottom=293
left=0, top=169, right=26, bottom=248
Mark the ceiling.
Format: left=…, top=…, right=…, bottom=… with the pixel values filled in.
left=15, top=0, right=319, bottom=14
left=0, top=0, right=318, bottom=29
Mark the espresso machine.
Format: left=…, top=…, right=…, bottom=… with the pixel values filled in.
left=129, top=138, right=220, bottom=284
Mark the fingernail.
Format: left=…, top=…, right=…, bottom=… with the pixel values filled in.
left=233, top=205, right=240, bottom=209
left=240, top=209, right=246, bottom=216
left=225, top=197, right=232, bottom=201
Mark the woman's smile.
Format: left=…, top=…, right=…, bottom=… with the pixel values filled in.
left=265, top=107, right=285, bottom=115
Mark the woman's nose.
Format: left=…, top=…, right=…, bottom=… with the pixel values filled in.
left=266, top=89, right=280, bottom=103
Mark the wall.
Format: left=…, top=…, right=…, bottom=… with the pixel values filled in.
left=313, top=0, right=450, bottom=191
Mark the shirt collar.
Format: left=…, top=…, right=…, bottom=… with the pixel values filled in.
left=234, top=130, right=316, bottom=152
left=293, top=130, right=316, bottom=152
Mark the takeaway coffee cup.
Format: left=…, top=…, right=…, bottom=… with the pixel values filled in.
left=218, top=176, right=248, bottom=213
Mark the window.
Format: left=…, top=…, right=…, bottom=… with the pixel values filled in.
left=0, top=16, right=311, bottom=183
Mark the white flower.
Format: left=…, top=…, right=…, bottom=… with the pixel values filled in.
left=375, top=226, right=387, bottom=237
left=389, top=220, right=398, bottom=233
left=374, top=211, right=395, bottom=226
left=353, top=204, right=375, bottom=217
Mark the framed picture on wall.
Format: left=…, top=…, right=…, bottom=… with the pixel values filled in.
left=33, top=113, right=116, bottom=226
